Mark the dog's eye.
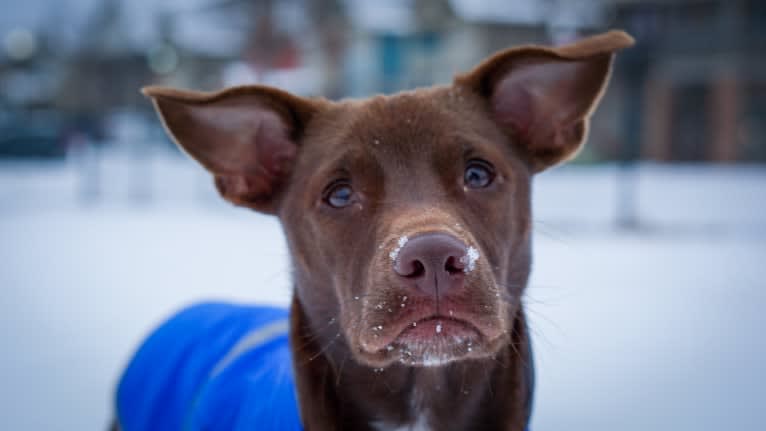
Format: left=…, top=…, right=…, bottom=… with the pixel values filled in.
left=464, top=160, right=495, bottom=189
left=324, top=182, right=354, bottom=208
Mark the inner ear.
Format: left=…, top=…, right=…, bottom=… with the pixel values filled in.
left=455, top=30, right=634, bottom=173
left=144, top=86, right=317, bottom=213
left=491, top=57, right=611, bottom=137
left=489, top=55, right=613, bottom=170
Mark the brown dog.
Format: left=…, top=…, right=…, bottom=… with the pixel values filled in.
left=132, top=30, right=632, bottom=431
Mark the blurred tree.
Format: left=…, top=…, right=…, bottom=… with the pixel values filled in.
left=57, top=0, right=150, bottom=134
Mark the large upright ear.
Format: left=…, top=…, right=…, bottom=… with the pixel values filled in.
left=143, top=85, right=318, bottom=213
left=456, top=30, right=634, bottom=173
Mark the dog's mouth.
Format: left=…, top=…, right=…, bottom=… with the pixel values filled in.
left=388, top=316, right=482, bottom=366
left=357, top=306, right=506, bottom=367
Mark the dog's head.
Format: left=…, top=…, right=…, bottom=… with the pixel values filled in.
left=146, top=31, right=633, bottom=368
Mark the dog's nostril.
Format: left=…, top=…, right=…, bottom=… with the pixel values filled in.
left=412, top=260, right=425, bottom=278
left=445, top=256, right=463, bottom=275
left=401, top=260, right=425, bottom=278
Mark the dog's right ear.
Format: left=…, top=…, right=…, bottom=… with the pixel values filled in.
left=143, top=85, right=318, bottom=214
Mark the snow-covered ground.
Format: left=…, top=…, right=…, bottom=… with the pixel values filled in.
left=1, top=151, right=765, bottom=431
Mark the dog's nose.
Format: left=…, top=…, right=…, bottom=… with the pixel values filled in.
left=393, top=233, right=467, bottom=296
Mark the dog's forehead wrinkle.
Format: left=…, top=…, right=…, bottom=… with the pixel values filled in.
left=303, top=103, right=454, bottom=194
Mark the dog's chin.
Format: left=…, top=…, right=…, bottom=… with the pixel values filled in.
left=355, top=317, right=508, bottom=368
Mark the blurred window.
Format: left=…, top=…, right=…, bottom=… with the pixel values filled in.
left=742, top=83, right=766, bottom=162
left=670, top=84, right=709, bottom=162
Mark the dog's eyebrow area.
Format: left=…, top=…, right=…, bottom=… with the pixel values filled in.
left=303, top=148, right=383, bottom=202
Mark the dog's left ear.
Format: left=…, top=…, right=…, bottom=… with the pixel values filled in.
left=456, top=30, right=634, bottom=173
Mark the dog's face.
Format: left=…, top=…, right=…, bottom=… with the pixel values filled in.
left=279, top=89, right=531, bottom=367
left=146, top=31, right=633, bottom=368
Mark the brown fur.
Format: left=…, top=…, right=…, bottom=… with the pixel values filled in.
left=129, top=30, right=633, bottom=431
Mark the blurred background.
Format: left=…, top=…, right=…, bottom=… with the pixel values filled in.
left=0, top=0, right=764, bottom=430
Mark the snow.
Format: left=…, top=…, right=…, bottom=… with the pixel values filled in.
left=0, top=153, right=765, bottom=430
left=460, top=246, right=479, bottom=273
left=389, top=235, right=409, bottom=262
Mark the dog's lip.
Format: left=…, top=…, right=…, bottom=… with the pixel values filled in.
left=398, top=315, right=479, bottom=336
left=359, top=297, right=505, bottom=354
left=371, top=314, right=482, bottom=352
left=395, top=316, right=479, bottom=343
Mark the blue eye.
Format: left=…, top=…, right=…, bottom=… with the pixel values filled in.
left=324, top=182, right=354, bottom=208
left=464, top=160, right=495, bottom=188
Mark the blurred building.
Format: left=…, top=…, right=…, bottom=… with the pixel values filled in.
left=0, top=0, right=763, bottom=162
left=608, top=0, right=766, bottom=162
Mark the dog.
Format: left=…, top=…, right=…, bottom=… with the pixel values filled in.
left=113, top=30, right=633, bottom=431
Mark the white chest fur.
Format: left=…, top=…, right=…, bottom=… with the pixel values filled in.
left=371, top=414, right=430, bottom=431
left=370, top=391, right=431, bottom=431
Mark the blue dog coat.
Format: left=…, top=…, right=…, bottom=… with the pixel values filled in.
left=116, top=302, right=303, bottom=431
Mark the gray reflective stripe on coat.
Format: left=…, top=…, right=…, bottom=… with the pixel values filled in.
left=210, top=318, right=290, bottom=377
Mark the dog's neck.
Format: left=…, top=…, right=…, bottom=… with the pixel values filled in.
left=289, top=298, right=534, bottom=431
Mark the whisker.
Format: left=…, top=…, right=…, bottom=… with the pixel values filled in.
left=459, top=358, right=467, bottom=395
left=480, top=359, right=494, bottom=398
left=292, top=315, right=342, bottom=355
left=523, top=319, right=558, bottom=353
left=523, top=306, right=565, bottom=335
left=335, top=351, right=350, bottom=387
left=303, top=332, right=342, bottom=364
